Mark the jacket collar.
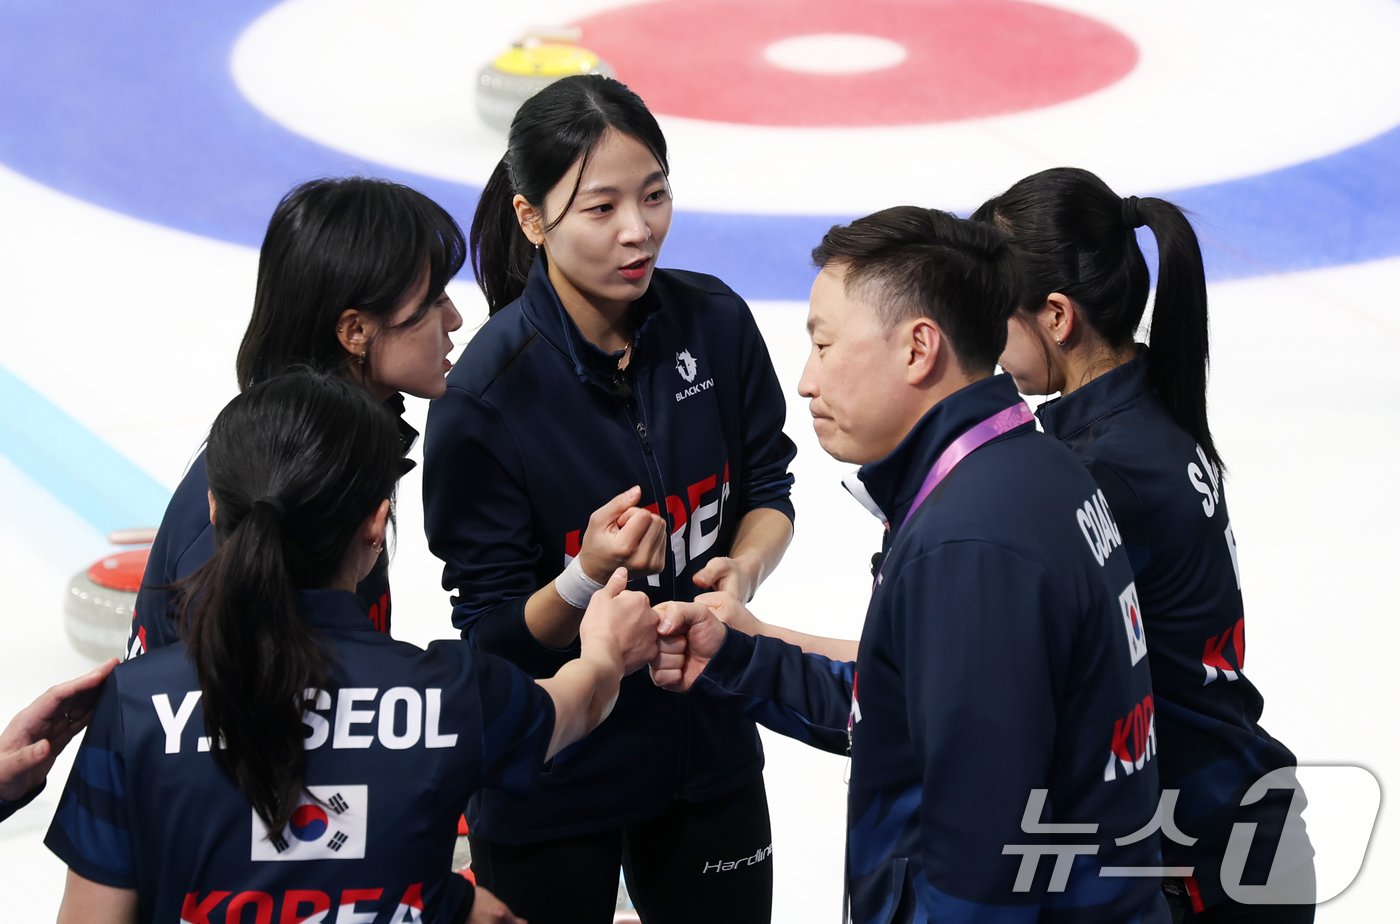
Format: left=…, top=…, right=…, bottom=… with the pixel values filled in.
left=518, top=254, right=664, bottom=389
left=1037, top=349, right=1149, bottom=441
left=296, top=589, right=374, bottom=631
left=847, top=374, right=1028, bottom=531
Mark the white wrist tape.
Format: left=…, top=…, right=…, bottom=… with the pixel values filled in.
left=555, top=556, right=605, bottom=609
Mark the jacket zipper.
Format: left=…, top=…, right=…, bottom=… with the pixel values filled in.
left=617, top=357, right=689, bottom=785
left=615, top=365, right=673, bottom=600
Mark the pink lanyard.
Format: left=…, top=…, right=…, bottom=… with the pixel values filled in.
left=896, top=401, right=1033, bottom=532
left=844, top=400, right=1033, bottom=922
left=857, top=400, right=1033, bottom=712
left=869, top=401, right=1036, bottom=589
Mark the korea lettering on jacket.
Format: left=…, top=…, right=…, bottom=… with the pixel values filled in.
left=422, top=259, right=796, bottom=842
left=178, top=881, right=427, bottom=924
left=47, top=591, right=555, bottom=924
left=563, top=466, right=731, bottom=588
left=695, top=376, right=1170, bottom=923
left=1038, top=354, right=1304, bottom=910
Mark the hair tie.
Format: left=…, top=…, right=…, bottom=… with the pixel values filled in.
left=252, top=496, right=286, bottom=521
left=1121, top=195, right=1145, bottom=230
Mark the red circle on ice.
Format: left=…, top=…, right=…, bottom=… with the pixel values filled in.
left=571, top=0, right=1138, bottom=127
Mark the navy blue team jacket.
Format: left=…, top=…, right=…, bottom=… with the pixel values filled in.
left=422, top=256, right=796, bottom=841
left=0, top=787, right=40, bottom=824
left=697, top=374, right=1170, bottom=923
left=49, top=590, right=554, bottom=924
left=1038, top=353, right=1305, bottom=910
left=127, top=397, right=416, bottom=658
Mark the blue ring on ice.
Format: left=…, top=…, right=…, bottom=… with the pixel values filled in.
left=1, top=0, right=1397, bottom=301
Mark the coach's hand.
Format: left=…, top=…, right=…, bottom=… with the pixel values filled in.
left=650, top=601, right=728, bottom=692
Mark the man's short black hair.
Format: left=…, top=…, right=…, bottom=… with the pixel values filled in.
left=812, top=206, right=1024, bottom=374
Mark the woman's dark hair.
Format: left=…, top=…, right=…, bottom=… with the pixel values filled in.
left=812, top=206, right=1024, bottom=375
left=236, top=177, right=466, bottom=391
left=471, top=75, right=669, bottom=314
left=972, top=167, right=1220, bottom=470
left=184, top=371, right=402, bottom=833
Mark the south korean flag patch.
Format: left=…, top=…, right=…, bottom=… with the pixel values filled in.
left=251, top=785, right=368, bottom=861
left=1119, top=582, right=1148, bottom=667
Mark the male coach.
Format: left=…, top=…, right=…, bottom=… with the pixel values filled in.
left=652, top=207, right=1171, bottom=923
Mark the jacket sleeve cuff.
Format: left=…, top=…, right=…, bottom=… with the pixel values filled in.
left=744, top=496, right=795, bottom=525
left=699, top=625, right=760, bottom=693
left=0, top=781, right=43, bottom=823
left=461, top=594, right=579, bottom=678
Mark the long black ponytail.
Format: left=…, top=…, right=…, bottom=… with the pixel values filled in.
left=184, top=371, right=402, bottom=833
left=972, top=167, right=1220, bottom=470
left=470, top=74, right=669, bottom=314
